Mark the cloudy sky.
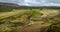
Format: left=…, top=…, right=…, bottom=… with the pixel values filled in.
left=0, top=0, right=60, bottom=6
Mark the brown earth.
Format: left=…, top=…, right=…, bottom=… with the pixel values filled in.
left=15, top=22, right=51, bottom=32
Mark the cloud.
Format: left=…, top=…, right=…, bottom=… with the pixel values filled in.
left=0, top=0, right=60, bottom=6
left=0, top=0, right=17, bottom=3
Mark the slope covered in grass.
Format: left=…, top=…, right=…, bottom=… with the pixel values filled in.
left=0, top=7, right=60, bottom=32
left=0, top=8, right=44, bottom=32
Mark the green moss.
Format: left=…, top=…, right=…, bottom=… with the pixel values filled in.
left=22, top=9, right=43, bottom=18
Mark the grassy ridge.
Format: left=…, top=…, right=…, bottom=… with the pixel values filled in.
left=0, top=8, right=43, bottom=25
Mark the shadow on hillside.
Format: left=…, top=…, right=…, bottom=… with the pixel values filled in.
left=0, top=6, right=14, bottom=12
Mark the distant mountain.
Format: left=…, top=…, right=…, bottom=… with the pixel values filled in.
left=0, top=2, right=19, bottom=7
left=0, top=2, right=60, bottom=9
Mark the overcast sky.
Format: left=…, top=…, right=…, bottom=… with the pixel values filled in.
left=0, top=0, right=60, bottom=6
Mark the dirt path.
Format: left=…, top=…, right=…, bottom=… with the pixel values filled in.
left=16, top=22, right=51, bottom=32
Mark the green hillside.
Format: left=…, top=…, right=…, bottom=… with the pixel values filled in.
left=0, top=6, right=60, bottom=32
